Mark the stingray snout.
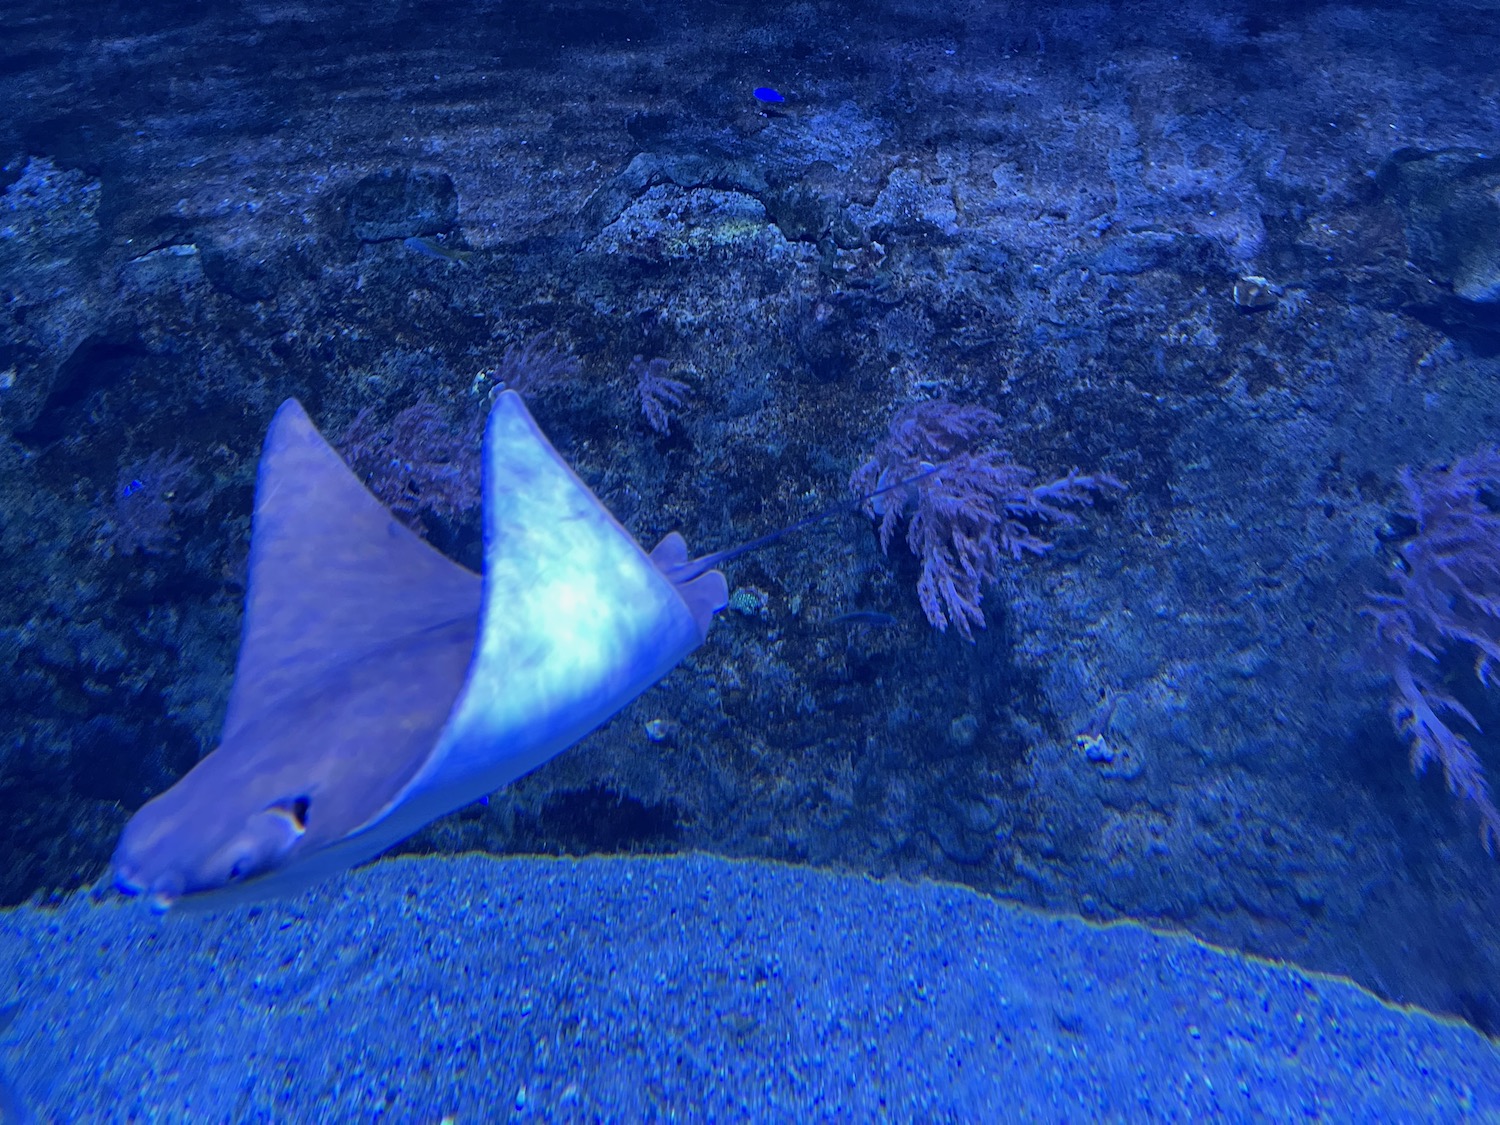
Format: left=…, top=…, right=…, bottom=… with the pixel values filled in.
left=111, top=862, right=182, bottom=913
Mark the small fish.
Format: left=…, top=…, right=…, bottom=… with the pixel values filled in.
left=753, top=87, right=785, bottom=104
left=402, top=236, right=474, bottom=264
left=830, top=610, right=898, bottom=628
left=118, top=478, right=145, bottom=499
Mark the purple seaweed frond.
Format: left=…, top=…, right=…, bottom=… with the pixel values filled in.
left=631, top=355, right=690, bottom=435
left=1366, top=447, right=1500, bottom=853
left=851, top=400, right=1122, bottom=641
left=339, top=398, right=483, bottom=535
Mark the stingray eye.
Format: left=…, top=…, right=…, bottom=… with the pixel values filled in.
left=228, top=855, right=253, bottom=881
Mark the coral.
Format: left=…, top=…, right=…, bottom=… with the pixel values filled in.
left=96, top=449, right=204, bottom=557
left=487, top=334, right=580, bottom=397
left=338, top=335, right=579, bottom=534
left=1367, top=448, right=1500, bottom=853
left=630, top=355, right=690, bottom=435
left=339, top=399, right=483, bottom=533
left=851, top=401, right=1121, bottom=640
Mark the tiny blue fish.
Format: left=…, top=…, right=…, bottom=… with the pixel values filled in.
left=753, top=87, right=785, bottom=104
left=403, top=235, right=474, bottom=264
left=119, top=479, right=145, bottom=499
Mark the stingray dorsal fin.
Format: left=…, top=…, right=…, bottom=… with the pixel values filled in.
left=220, top=399, right=482, bottom=743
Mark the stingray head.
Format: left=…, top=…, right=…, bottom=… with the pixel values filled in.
left=112, top=765, right=313, bottom=910
left=109, top=604, right=477, bottom=912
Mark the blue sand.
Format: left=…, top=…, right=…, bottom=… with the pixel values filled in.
left=0, top=853, right=1495, bottom=1121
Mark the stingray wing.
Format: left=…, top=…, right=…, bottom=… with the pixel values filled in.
left=111, top=400, right=482, bottom=908
left=113, top=392, right=725, bottom=912
left=243, top=391, right=727, bottom=896
left=221, top=400, right=482, bottom=744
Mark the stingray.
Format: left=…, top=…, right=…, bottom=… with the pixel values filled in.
left=111, top=391, right=730, bottom=912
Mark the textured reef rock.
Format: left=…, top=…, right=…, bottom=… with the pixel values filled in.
left=2, top=0, right=1500, bottom=1036
left=346, top=167, right=460, bottom=243
left=1379, top=147, right=1500, bottom=327
left=0, top=158, right=106, bottom=436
